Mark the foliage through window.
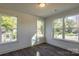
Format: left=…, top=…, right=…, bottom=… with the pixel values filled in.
left=31, top=18, right=44, bottom=46
left=53, top=15, right=79, bottom=42
left=37, top=18, right=44, bottom=38
left=64, top=16, right=79, bottom=41
left=0, top=15, right=17, bottom=43
left=53, top=18, right=63, bottom=39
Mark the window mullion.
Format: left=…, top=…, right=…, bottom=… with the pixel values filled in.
left=76, top=16, right=79, bottom=40
left=62, top=18, right=65, bottom=39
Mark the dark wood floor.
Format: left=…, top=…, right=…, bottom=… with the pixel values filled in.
left=0, top=43, right=79, bottom=56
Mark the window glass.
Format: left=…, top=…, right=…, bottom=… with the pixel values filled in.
left=0, top=15, right=17, bottom=43
left=53, top=15, right=79, bottom=42
left=37, top=18, right=44, bottom=38
left=64, top=15, right=79, bottom=41
left=53, top=18, right=63, bottom=39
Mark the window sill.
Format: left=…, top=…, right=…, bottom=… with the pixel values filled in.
left=54, top=38, right=79, bottom=44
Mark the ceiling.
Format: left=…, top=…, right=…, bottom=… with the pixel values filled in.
left=0, top=3, right=79, bottom=18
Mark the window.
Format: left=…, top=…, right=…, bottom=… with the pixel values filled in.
left=53, top=15, right=79, bottom=42
left=64, top=15, right=79, bottom=41
left=31, top=18, right=44, bottom=46
left=37, top=18, right=44, bottom=38
left=53, top=18, right=63, bottom=39
left=0, top=14, right=17, bottom=44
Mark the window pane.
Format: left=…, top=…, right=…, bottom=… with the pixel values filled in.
left=53, top=18, right=63, bottom=39
left=65, top=15, right=79, bottom=41
left=31, top=18, right=44, bottom=46
left=0, top=15, right=17, bottom=43
left=37, top=18, right=44, bottom=38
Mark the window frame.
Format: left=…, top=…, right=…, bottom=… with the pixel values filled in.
left=53, top=18, right=63, bottom=40
left=0, top=13, right=18, bottom=44
left=53, top=15, right=79, bottom=43
left=37, top=17, right=45, bottom=39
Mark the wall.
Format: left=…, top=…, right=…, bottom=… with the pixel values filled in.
left=0, top=7, right=45, bottom=54
left=46, top=7, right=79, bottom=53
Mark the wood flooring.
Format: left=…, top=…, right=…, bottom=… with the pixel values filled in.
left=0, top=43, right=79, bottom=56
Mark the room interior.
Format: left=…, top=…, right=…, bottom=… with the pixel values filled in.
left=0, top=3, right=79, bottom=56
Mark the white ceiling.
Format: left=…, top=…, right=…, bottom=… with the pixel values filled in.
left=0, top=3, right=79, bottom=18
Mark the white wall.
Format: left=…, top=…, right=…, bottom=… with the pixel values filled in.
left=46, top=7, right=79, bottom=53
left=0, top=7, right=45, bottom=54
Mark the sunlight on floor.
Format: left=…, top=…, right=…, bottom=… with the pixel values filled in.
left=68, top=48, right=79, bottom=53
left=31, top=33, right=37, bottom=46
left=36, top=51, right=40, bottom=56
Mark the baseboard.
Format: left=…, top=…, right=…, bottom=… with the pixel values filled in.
left=0, top=42, right=46, bottom=55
